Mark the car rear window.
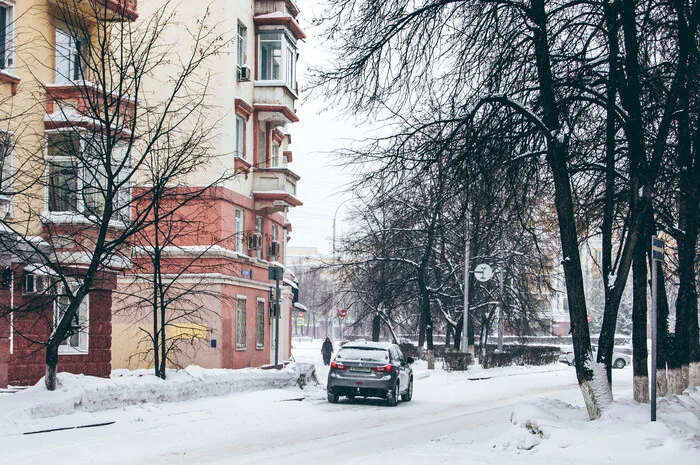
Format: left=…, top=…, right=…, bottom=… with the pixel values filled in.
left=336, top=348, right=389, bottom=362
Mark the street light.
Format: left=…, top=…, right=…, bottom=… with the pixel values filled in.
left=332, top=197, right=354, bottom=342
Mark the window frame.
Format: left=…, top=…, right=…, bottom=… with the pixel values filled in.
left=235, top=115, right=246, bottom=160
left=44, top=130, right=131, bottom=219
left=54, top=279, right=90, bottom=355
left=237, top=22, right=247, bottom=68
left=256, top=298, right=265, bottom=349
left=0, top=130, right=14, bottom=215
left=235, top=208, right=245, bottom=253
left=271, top=143, right=279, bottom=168
left=54, top=25, right=86, bottom=84
left=255, top=215, right=263, bottom=259
left=257, top=29, right=297, bottom=90
left=236, top=296, right=247, bottom=350
left=0, top=2, right=16, bottom=72
left=45, top=131, right=82, bottom=214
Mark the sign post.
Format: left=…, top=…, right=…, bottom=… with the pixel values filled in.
left=650, top=236, right=665, bottom=422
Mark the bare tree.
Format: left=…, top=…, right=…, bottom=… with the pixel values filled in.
left=0, top=1, right=230, bottom=390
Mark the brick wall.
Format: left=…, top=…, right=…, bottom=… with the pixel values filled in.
left=5, top=271, right=115, bottom=387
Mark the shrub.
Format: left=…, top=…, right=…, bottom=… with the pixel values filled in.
left=442, top=350, right=473, bottom=371
left=481, top=345, right=560, bottom=368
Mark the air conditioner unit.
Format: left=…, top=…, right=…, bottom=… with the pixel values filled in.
left=238, top=64, right=251, bottom=82
left=248, top=232, right=262, bottom=250
left=268, top=240, right=280, bottom=258
left=23, top=274, right=47, bottom=295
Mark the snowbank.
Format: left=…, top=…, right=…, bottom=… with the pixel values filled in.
left=0, top=363, right=318, bottom=428
left=493, top=386, right=700, bottom=461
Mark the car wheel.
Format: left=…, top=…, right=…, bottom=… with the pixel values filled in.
left=386, top=382, right=399, bottom=407
left=613, top=358, right=626, bottom=369
left=327, top=392, right=339, bottom=403
left=401, top=378, right=413, bottom=402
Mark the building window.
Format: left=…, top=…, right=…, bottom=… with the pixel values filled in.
left=271, top=144, right=279, bottom=168
left=236, top=297, right=247, bottom=349
left=258, top=30, right=297, bottom=89
left=0, top=2, right=15, bottom=71
left=55, top=27, right=85, bottom=83
left=269, top=223, right=279, bottom=259
left=256, top=299, right=265, bottom=348
left=46, top=131, right=130, bottom=217
left=235, top=208, right=245, bottom=253
left=0, top=131, right=13, bottom=204
left=255, top=215, right=263, bottom=259
left=55, top=280, right=89, bottom=353
left=258, top=125, right=267, bottom=165
left=235, top=115, right=246, bottom=159
left=237, top=23, right=247, bottom=68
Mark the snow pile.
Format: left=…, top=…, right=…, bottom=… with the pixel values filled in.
left=494, top=386, right=700, bottom=461
left=0, top=362, right=318, bottom=427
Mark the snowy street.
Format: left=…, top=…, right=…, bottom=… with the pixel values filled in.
left=1, top=339, right=698, bottom=465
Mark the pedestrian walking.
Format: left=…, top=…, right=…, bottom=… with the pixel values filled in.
left=321, top=337, right=334, bottom=365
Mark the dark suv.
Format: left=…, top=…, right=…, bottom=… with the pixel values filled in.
left=326, top=341, right=414, bottom=406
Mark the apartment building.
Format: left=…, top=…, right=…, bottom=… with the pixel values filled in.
left=0, top=0, right=303, bottom=388
left=0, top=1, right=139, bottom=387
left=111, top=0, right=304, bottom=371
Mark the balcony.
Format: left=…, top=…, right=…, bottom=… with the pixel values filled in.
left=252, top=168, right=302, bottom=213
left=254, top=103, right=299, bottom=127
left=44, top=81, right=135, bottom=133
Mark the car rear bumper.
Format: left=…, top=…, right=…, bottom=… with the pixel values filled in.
left=327, top=372, right=395, bottom=398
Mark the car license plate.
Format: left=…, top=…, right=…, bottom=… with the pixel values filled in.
left=349, top=367, right=371, bottom=373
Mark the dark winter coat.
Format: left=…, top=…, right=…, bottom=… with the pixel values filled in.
left=321, top=340, right=334, bottom=356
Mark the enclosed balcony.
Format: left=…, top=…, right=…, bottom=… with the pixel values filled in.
left=252, top=168, right=302, bottom=213
left=49, top=0, right=139, bottom=22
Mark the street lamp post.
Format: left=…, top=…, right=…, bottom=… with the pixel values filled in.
left=268, top=264, right=284, bottom=369
left=332, top=198, right=353, bottom=342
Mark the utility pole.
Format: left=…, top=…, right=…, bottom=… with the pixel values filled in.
left=497, top=264, right=505, bottom=352
left=462, top=218, right=471, bottom=355
left=269, top=264, right=284, bottom=369
left=650, top=236, right=665, bottom=421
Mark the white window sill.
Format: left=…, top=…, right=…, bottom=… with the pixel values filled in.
left=236, top=346, right=246, bottom=351
left=40, top=211, right=128, bottom=229
left=58, top=346, right=88, bottom=355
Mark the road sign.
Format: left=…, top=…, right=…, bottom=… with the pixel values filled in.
left=338, top=309, right=347, bottom=318
left=297, top=311, right=305, bottom=318
left=652, top=236, right=665, bottom=262
left=296, top=318, right=305, bottom=326
left=474, top=263, right=493, bottom=282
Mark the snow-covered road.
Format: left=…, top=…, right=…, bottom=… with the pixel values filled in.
left=1, top=340, right=698, bottom=465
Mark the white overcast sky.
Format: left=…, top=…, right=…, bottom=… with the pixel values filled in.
left=285, top=0, right=360, bottom=255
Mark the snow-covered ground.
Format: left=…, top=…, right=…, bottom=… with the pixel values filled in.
left=0, top=338, right=698, bottom=464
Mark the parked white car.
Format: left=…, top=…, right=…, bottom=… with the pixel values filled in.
left=559, top=346, right=631, bottom=369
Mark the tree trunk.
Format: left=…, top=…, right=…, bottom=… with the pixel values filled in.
left=454, top=316, right=462, bottom=350
left=631, top=223, right=649, bottom=402
left=372, top=313, right=381, bottom=342
left=45, top=343, right=59, bottom=391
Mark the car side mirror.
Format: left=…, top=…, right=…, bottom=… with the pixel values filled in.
left=406, top=357, right=414, bottom=364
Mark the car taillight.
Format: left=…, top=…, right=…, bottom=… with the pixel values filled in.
left=331, top=361, right=347, bottom=370
left=374, top=364, right=394, bottom=373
